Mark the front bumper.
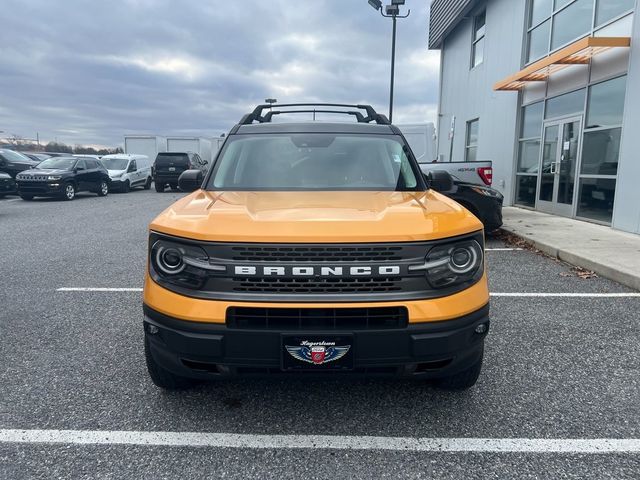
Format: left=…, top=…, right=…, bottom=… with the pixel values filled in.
left=0, top=180, right=16, bottom=195
left=109, top=179, right=126, bottom=190
left=144, top=303, right=490, bottom=379
left=17, top=182, right=64, bottom=196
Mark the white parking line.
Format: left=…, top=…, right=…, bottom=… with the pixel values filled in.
left=485, top=248, right=524, bottom=251
left=1, top=429, right=639, bottom=453
left=57, top=287, right=142, bottom=292
left=491, top=292, right=640, bottom=297
left=56, top=288, right=640, bottom=297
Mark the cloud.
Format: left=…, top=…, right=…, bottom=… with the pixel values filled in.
left=0, top=0, right=440, bottom=146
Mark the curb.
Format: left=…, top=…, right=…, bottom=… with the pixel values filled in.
left=499, top=226, right=640, bottom=292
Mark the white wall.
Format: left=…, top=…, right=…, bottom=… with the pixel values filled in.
left=124, top=136, right=166, bottom=162
left=397, top=123, right=437, bottom=162
left=436, top=0, right=526, bottom=204
left=612, top=11, right=640, bottom=233
left=166, top=137, right=213, bottom=162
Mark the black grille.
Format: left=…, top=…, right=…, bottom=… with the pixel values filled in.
left=149, top=234, right=485, bottom=302
left=226, top=306, right=408, bottom=330
left=231, top=276, right=403, bottom=294
left=230, top=245, right=404, bottom=262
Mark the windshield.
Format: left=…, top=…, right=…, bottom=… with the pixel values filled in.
left=37, top=157, right=77, bottom=170
left=1, top=149, right=34, bottom=162
left=207, top=134, right=421, bottom=191
left=101, top=158, right=129, bottom=170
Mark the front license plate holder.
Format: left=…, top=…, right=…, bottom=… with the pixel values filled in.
left=281, top=335, right=354, bottom=371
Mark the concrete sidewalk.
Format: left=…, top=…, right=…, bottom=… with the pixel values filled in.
left=501, top=207, right=640, bottom=291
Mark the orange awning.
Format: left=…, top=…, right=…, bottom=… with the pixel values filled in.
left=494, top=36, right=631, bottom=91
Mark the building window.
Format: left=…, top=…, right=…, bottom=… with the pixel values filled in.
left=525, top=0, right=634, bottom=64
left=551, top=0, right=594, bottom=50
left=471, top=11, right=485, bottom=68
left=576, top=75, right=627, bottom=223
left=515, top=102, right=544, bottom=207
left=596, top=0, right=635, bottom=26
left=465, top=119, right=479, bottom=161
left=544, top=88, right=586, bottom=120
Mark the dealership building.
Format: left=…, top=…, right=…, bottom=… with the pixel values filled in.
left=429, top=0, right=640, bottom=234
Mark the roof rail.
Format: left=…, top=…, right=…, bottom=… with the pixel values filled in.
left=263, top=109, right=366, bottom=123
left=239, top=103, right=390, bottom=125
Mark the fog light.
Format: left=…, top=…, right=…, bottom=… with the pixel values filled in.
left=475, top=323, right=488, bottom=334
left=146, top=324, right=159, bottom=335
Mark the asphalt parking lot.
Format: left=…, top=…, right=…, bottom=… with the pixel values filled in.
left=1, top=190, right=639, bottom=479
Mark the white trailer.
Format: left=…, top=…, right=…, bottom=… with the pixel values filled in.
left=166, top=137, right=213, bottom=162
left=209, top=136, right=226, bottom=158
left=397, top=123, right=437, bottom=163
left=124, top=136, right=166, bottom=163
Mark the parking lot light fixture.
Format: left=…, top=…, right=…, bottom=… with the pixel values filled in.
left=385, top=5, right=399, bottom=15
left=366, top=0, right=410, bottom=123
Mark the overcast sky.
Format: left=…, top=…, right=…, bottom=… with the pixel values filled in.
left=0, top=0, right=439, bottom=147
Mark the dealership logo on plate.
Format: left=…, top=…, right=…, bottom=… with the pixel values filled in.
left=285, top=340, right=350, bottom=365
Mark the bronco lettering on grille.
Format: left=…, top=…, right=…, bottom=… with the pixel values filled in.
left=234, top=266, right=401, bottom=277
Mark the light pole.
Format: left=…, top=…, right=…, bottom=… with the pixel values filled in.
left=367, top=0, right=410, bottom=123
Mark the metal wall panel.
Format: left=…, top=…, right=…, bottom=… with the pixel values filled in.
left=435, top=0, right=526, bottom=204
left=429, top=0, right=478, bottom=49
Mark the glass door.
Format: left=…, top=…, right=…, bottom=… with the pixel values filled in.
left=536, top=116, right=582, bottom=217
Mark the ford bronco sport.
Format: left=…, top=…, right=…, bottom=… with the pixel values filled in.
left=143, top=103, right=490, bottom=390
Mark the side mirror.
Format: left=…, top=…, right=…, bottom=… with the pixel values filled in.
left=178, top=169, right=204, bottom=192
left=426, top=170, right=453, bottom=192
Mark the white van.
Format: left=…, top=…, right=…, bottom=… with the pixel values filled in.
left=101, top=154, right=152, bottom=192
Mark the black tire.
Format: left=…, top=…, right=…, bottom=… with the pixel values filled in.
left=122, top=180, right=130, bottom=193
left=435, top=350, right=483, bottom=391
left=145, top=337, right=198, bottom=390
left=97, top=180, right=109, bottom=197
left=154, top=182, right=165, bottom=193
left=144, top=177, right=152, bottom=190
left=62, top=182, right=76, bottom=201
left=20, top=194, right=34, bottom=201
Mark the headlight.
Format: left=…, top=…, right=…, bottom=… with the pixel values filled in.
left=150, top=237, right=223, bottom=290
left=416, top=239, right=484, bottom=288
left=112, top=172, right=123, bottom=178
left=48, top=175, right=62, bottom=181
left=470, top=186, right=503, bottom=199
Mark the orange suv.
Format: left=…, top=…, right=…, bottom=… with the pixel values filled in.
left=143, top=104, right=490, bottom=390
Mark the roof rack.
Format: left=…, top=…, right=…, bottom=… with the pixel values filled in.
left=238, top=103, right=390, bottom=125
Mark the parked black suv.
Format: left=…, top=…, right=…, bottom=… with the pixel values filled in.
left=16, top=156, right=110, bottom=201
left=0, top=149, right=39, bottom=178
left=153, top=152, right=208, bottom=192
left=0, top=172, right=17, bottom=197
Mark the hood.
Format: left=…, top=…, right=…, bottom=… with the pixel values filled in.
left=20, top=168, right=69, bottom=175
left=150, top=190, right=482, bottom=243
left=107, top=169, right=126, bottom=177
